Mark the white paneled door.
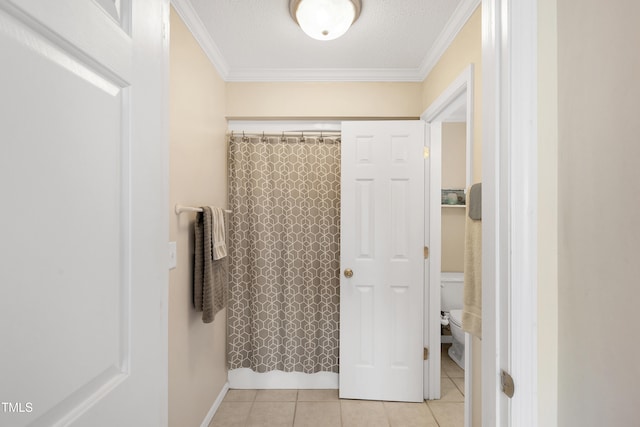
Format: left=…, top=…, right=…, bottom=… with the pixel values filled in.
left=340, top=121, right=426, bottom=402
left=0, top=1, right=168, bottom=426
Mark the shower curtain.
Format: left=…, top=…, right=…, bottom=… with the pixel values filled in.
left=227, top=134, right=340, bottom=374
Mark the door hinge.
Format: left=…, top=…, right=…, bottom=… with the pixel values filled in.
left=162, top=22, right=169, bottom=41
left=423, top=147, right=430, bottom=158
left=500, top=370, right=515, bottom=398
left=423, top=347, right=429, bottom=360
left=424, top=246, right=429, bottom=259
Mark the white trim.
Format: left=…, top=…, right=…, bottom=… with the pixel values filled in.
left=464, top=333, right=472, bottom=427
left=430, top=122, right=442, bottom=400
left=421, top=64, right=474, bottom=190
left=508, top=0, right=538, bottom=425
left=227, top=120, right=341, bottom=133
left=160, top=2, right=171, bottom=426
left=418, top=0, right=481, bottom=80
left=424, top=120, right=441, bottom=401
left=481, top=0, right=501, bottom=423
left=420, top=65, right=474, bottom=425
left=228, top=369, right=339, bottom=390
left=225, top=67, right=425, bottom=83
left=170, top=0, right=229, bottom=79
left=482, top=0, right=538, bottom=426
left=422, top=65, right=473, bottom=121
left=199, top=381, right=230, bottom=427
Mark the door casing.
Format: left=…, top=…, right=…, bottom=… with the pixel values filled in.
left=482, top=0, right=539, bottom=425
left=421, top=65, right=474, bottom=427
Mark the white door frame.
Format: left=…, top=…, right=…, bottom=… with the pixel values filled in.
left=421, top=65, right=474, bottom=427
left=482, top=0, right=538, bottom=425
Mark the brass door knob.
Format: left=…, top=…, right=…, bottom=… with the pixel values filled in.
left=344, top=268, right=353, bottom=278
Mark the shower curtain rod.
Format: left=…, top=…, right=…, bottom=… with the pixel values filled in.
left=228, top=130, right=341, bottom=138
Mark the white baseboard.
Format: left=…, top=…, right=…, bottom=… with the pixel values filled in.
left=200, top=381, right=230, bottom=427
left=228, top=369, right=339, bottom=389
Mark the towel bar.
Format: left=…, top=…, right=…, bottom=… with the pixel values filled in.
left=175, top=204, right=232, bottom=215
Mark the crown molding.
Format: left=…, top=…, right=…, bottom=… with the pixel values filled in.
left=170, top=0, right=229, bottom=79
left=418, top=0, right=481, bottom=80
left=171, top=0, right=480, bottom=83
left=225, top=67, right=425, bottom=82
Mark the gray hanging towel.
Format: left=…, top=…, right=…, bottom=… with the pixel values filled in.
left=468, top=183, right=482, bottom=220
left=193, top=206, right=228, bottom=323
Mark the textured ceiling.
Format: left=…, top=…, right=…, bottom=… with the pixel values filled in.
left=173, top=0, right=479, bottom=81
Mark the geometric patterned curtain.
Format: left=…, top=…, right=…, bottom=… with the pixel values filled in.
left=227, top=135, right=340, bottom=373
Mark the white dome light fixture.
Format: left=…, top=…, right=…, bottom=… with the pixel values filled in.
left=289, top=0, right=362, bottom=41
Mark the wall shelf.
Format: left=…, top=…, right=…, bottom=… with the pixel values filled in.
left=442, top=204, right=466, bottom=208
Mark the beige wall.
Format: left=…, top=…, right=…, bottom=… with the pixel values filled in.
left=169, top=8, right=228, bottom=427
left=537, top=0, right=558, bottom=425
left=441, top=123, right=466, bottom=273
left=421, top=6, right=482, bottom=184
left=226, top=82, right=423, bottom=118
left=556, top=1, right=640, bottom=425
left=422, top=7, right=482, bottom=426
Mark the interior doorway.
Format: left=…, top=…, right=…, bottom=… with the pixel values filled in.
left=422, top=65, right=474, bottom=427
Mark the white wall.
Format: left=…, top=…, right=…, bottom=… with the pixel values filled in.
left=557, top=1, right=640, bottom=425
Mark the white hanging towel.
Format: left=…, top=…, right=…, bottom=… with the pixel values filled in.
left=210, top=206, right=227, bottom=260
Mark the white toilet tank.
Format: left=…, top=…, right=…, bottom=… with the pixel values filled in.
left=441, top=272, right=464, bottom=312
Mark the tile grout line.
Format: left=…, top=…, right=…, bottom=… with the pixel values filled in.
left=425, top=400, right=443, bottom=427
left=291, top=390, right=298, bottom=427
left=245, top=392, right=256, bottom=427
left=381, top=400, right=391, bottom=427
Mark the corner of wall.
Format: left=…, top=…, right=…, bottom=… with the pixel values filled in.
left=169, top=7, right=229, bottom=427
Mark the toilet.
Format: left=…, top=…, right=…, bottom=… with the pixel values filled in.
left=447, top=309, right=465, bottom=369
left=441, top=272, right=465, bottom=369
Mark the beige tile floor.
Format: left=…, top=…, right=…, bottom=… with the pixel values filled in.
left=210, top=345, right=464, bottom=427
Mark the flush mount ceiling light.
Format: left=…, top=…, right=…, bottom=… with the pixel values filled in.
left=289, top=0, right=362, bottom=41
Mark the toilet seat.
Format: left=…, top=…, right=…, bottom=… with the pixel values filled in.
left=449, top=309, right=463, bottom=328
